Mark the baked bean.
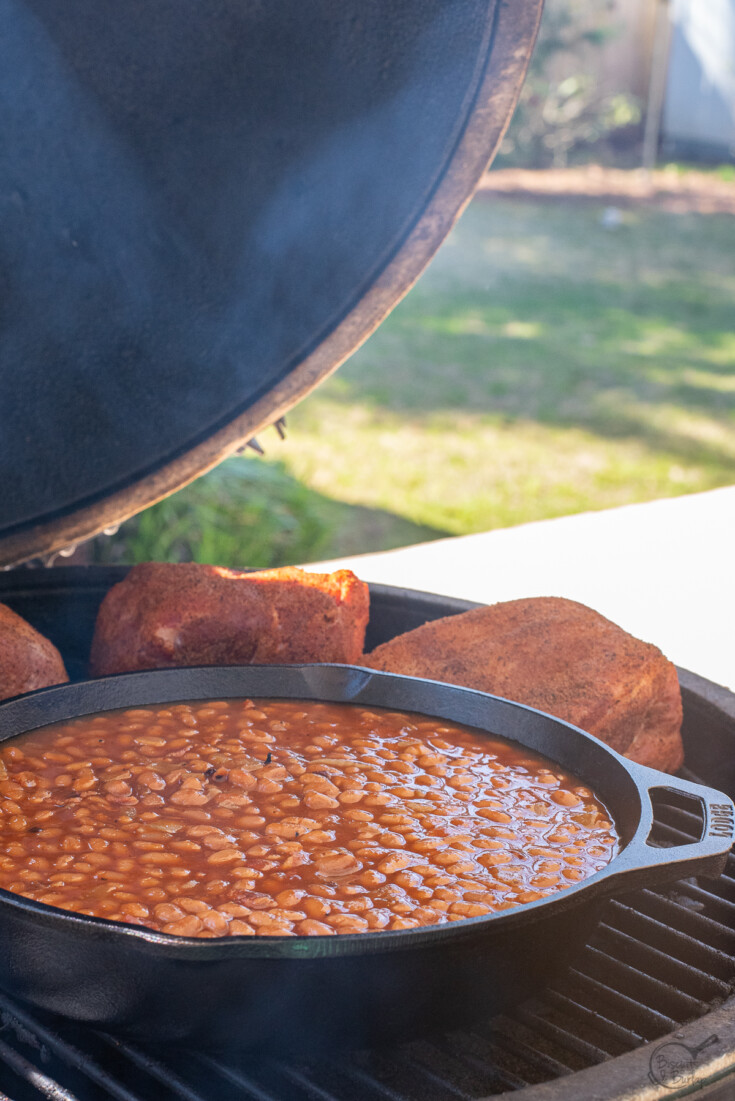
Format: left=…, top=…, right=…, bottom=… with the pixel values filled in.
left=122, top=903, right=150, bottom=920
left=315, top=852, right=361, bottom=875
left=377, top=853, right=415, bottom=874
left=327, top=914, right=369, bottom=933
left=358, top=870, right=386, bottom=887
left=338, top=790, right=364, bottom=804
left=551, top=789, right=582, bottom=807
left=301, top=830, right=335, bottom=846
left=297, top=919, right=334, bottom=935
left=0, top=699, right=616, bottom=937
left=302, top=896, right=329, bottom=918
left=162, top=915, right=203, bottom=936
left=276, top=889, right=305, bottom=907
left=390, top=916, right=420, bottom=930
left=229, top=920, right=255, bottom=935
left=281, top=851, right=309, bottom=869
left=170, top=790, right=209, bottom=807
left=344, top=809, right=373, bottom=823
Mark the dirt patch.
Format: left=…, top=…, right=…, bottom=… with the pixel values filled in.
left=477, top=165, right=735, bottom=215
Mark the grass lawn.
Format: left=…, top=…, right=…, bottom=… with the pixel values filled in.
left=97, top=193, right=735, bottom=567
left=269, top=195, right=735, bottom=543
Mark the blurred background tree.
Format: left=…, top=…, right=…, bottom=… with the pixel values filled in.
left=498, top=0, right=642, bottom=167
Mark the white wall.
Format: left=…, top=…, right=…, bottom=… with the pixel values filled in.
left=663, top=0, right=735, bottom=157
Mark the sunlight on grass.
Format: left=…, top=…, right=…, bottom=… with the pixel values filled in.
left=423, top=312, right=493, bottom=336
left=676, top=367, right=735, bottom=392
left=270, top=197, right=734, bottom=545
left=620, top=324, right=735, bottom=364
left=644, top=405, right=735, bottom=456
left=502, top=320, right=543, bottom=339
left=620, top=324, right=701, bottom=357
left=276, top=400, right=729, bottom=535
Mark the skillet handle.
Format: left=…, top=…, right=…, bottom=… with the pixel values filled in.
left=613, top=764, right=735, bottom=883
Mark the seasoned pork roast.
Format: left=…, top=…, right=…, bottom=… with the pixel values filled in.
left=0, top=603, right=69, bottom=700
left=365, top=596, right=683, bottom=771
left=90, top=563, right=369, bottom=675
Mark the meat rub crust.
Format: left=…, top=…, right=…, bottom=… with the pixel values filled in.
left=0, top=603, right=69, bottom=701
left=90, top=563, right=369, bottom=676
left=364, top=596, right=683, bottom=772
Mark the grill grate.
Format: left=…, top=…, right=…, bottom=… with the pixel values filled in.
left=0, top=790, right=733, bottom=1100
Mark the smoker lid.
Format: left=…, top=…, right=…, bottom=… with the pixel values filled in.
left=0, top=0, right=542, bottom=567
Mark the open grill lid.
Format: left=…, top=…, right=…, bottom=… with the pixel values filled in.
left=0, top=0, right=542, bottom=567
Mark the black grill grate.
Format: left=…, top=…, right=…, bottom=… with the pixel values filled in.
left=0, top=791, right=733, bottom=1101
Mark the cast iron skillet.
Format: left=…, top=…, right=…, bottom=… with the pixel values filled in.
left=0, top=664, right=732, bottom=1053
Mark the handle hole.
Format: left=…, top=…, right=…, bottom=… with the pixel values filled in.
left=646, top=787, right=705, bottom=848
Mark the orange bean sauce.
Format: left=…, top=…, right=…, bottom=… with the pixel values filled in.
left=0, top=699, right=618, bottom=937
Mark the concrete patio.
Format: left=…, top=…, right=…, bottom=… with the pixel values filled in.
left=306, top=484, right=735, bottom=693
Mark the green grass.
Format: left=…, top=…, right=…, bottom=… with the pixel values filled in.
left=97, top=194, right=735, bottom=566
left=269, top=197, right=735, bottom=540
left=92, top=458, right=444, bottom=568
left=660, top=162, right=735, bottom=182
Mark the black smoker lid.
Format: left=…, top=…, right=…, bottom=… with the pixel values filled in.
left=0, top=0, right=542, bottom=567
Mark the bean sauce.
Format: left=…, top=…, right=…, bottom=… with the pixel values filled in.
left=0, top=699, right=618, bottom=937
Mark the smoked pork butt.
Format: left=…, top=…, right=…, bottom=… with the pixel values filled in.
left=364, top=596, right=683, bottom=771
left=0, top=603, right=69, bottom=700
left=90, top=563, right=369, bottom=675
